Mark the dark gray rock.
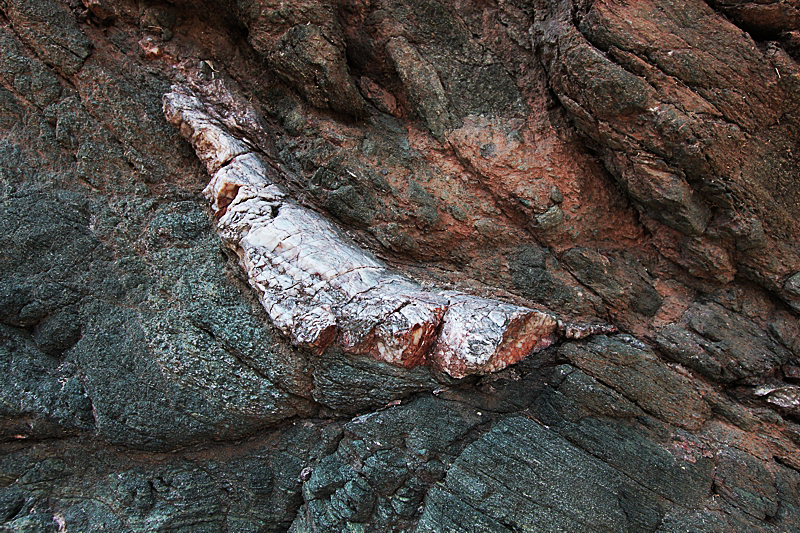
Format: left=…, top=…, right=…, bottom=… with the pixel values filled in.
left=269, top=23, right=367, bottom=118
left=0, top=2, right=797, bottom=532
left=310, top=349, right=446, bottom=414
left=292, top=395, right=484, bottom=532
left=383, top=0, right=526, bottom=120
left=510, top=244, right=603, bottom=316
left=534, top=381, right=714, bottom=511
left=415, top=487, right=514, bottom=533
left=49, top=95, right=141, bottom=192
left=0, top=27, right=62, bottom=109
left=31, top=305, right=82, bottom=357
left=562, top=247, right=662, bottom=317
left=1, top=0, right=91, bottom=75
left=656, top=302, right=790, bottom=384
left=75, top=302, right=312, bottom=449
left=715, top=447, right=778, bottom=521
left=559, top=335, right=711, bottom=430
left=407, top=181, right=439, bottom=230
left=773, top=460, right=800, bottom=531
left=421, top=416, right=645, bottom=532
left=0, top=488, right=25, bottom=523
left=0, top=186, right=99, bottom=329
left=64, top=196, right=316, bottom=448
left=308, top=158, right=379, bottom=228
left=0, top=174, right=316, bottom=450
left=0, top=325, right=93, bottom=438
left=0, top=511, right=56, bottom=533
left=415, top=365, right=797, bottom=533
left=547, top=364, right=645, bottom=420
left=387, top=36, right=454, bottom=141
left=74, top=60, right=194, bottom=185
left=233, top=1, right=367, bottom=117
left=0, top=421, right=342, bottom=533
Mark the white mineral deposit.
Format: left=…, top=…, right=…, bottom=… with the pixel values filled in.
left=163, top=76, right=599, bottom=378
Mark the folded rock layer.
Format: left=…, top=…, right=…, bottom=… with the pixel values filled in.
left=164, top=82, right=560, bottom=378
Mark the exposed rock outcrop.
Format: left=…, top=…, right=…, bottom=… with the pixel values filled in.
left=1, top=0, right=800, bottom=531
left=533, top=0, right=800, bottom=304
left=163, top=79, right=570, bottom=377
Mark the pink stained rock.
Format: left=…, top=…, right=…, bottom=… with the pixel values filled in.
left=433, top=292, right=559, bottom=379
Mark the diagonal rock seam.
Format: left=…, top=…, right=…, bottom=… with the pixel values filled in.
left=163, top=81, right=611, bottom=378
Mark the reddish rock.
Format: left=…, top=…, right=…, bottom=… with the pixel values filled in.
left=708, top=0, right=800, bottom=37
left=3, top=1, right=800, bottom=530
left=533, top=0, right=800, bottom=302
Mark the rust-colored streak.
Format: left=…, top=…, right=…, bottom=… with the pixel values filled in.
left=493, top=313, right=560, bottom=373
left=215, top=182, right=240, bottom=218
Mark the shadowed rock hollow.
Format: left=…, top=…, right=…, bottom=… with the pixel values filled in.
left=1, top=0, right=799, bottom=532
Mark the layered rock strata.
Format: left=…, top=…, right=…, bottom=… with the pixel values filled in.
left=532, top=0, right=800, bottom=308
left=164, top=83, right=564, bottom=378
left=2, top=1, right=800, bottom=531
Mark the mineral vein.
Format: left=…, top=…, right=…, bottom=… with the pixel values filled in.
left=164, top=83, right=574, bottom=378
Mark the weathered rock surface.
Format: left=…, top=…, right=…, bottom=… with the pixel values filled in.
left=1, top=0, right=91, bottom=75
left=533, top=0, right=800, bottom=303
left=163, top=79, right=562, bottom=377
left=1, top=0, right=799, bottom=531
left=657, top=301, right=791, bottom=384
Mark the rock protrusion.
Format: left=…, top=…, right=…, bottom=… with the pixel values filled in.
left=269, top=23, right=368, bottom=118
left=164, top=81, right=563, bottom=377
left=434, top=292, right=559, bottom=378
left=533, top=0, right=800, bottom=299
left=387, top=36, right=454, bottom=141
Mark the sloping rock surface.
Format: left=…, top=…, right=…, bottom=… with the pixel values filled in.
left=1, top=0, right=799, bottom=532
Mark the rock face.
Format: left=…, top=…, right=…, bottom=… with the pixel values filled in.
left=534, top=0, right=800, bottom=299
left=163, top=79, right=560, bottom=377
left=1, top=0, right=800, bottom=532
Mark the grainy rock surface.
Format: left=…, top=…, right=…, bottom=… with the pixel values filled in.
left=1, top=0, right=799, bottom=531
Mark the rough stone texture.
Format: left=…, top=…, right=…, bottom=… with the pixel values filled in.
left=0, top=421, right=343, bottom=533
left=269, top=22, right=368, bottom=119
left=707, top=0, right=800, bottom=38
left=290, top=395, right=485, bottom=533
left=560, top=335, right=712, bottom=430
left=1, top=0, right=91, bottom=75
left=562, top=247, right=663, bottom=320
left=533, top=0, right=800, bottom=305
left=386, top=36, right=453, bottom=141
left=417, top=414, right=714, bottom=533
left=164, top=79, right=560, bottom=377
left=656, top=301, right=791, bottom=384
left=433, top=291, right=558, bottom=378
left=1, top=0, right=799, bottom=531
